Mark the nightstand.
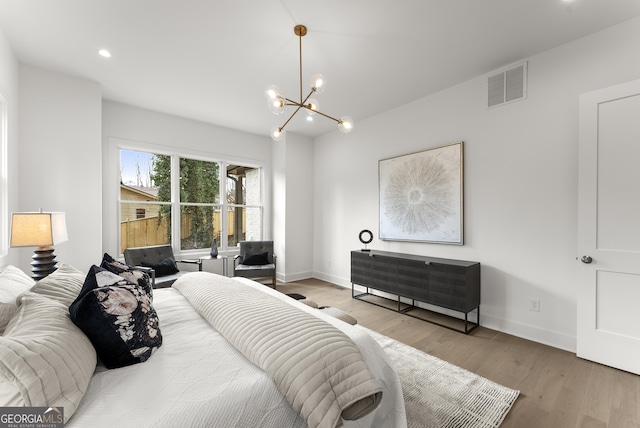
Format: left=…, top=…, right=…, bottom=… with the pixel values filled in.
left=198, top=255, right=229, bottom=277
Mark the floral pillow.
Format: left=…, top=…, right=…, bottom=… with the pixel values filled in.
left=100, top=253, right=153, bottom=299
left=69, top=266, right=162, bottom=369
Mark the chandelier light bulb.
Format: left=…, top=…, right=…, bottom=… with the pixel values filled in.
left=311, top=74, right=325, bottom=93
left=268, top=96, right=286, bottom=115
left=265, top=84, right=281, bottom=101
left=306, top=99, right=319, bottom=115
left=270, top=126, right=286, bottom=141
left=338, top=116, right=354, bottom=133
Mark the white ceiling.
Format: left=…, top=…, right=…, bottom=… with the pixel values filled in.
left=1, top=0, right=639, bottom=139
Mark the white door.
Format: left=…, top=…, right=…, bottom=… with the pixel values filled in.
left=577, top=78, right=640, bottom=374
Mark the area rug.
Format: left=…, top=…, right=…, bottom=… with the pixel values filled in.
left=359, top=326, right=519, bottom=428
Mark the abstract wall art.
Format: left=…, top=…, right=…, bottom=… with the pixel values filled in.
left=379, top=142, right=464, bottom=244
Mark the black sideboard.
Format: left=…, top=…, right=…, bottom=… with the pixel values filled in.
left=351, top=250, right=480, bottom=333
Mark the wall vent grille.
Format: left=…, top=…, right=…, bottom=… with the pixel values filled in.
left=487, top=61, right=527, bottom=108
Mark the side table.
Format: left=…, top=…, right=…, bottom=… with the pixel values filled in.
left=198, top=255, right=229, bottom=277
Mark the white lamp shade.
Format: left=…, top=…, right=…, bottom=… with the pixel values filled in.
left=10, top=212, right=68, bottom=247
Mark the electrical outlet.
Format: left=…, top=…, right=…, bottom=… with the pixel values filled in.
left=528, top=298, right=540, bottom=312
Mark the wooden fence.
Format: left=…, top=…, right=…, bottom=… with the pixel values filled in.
left=120, top=217, right=168, bottom=253
left=120, top=211, right=242, bottom=253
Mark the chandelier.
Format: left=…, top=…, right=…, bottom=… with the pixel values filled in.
left=265, top=25, right=354, bottom=141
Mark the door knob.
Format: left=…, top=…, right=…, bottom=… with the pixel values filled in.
left=580, top=255, right=593, bottom=264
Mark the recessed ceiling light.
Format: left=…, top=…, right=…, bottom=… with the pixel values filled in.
left=98, top=49, right=111, bottom=58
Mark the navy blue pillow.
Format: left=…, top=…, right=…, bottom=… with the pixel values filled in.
left=142, top=257, right=179, bottom=277
left=101, top=253, right=153, bottom=299
left=242, top=252, right=270, bottom=266
left=69, top=265, right=162, bottom=369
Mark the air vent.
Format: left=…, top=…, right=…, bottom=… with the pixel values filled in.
left=487, top=61, right=527, bottom=108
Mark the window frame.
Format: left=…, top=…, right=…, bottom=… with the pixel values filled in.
left=115, top=141, right=266, bottom=259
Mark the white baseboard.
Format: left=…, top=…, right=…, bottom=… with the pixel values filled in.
left=312, top=271, right=350, bottom=288
left=311, top=270, right=577, bottom=353
left=278, top=270, right=314, bottom=283
left=480, top=313, right=576, bottom=353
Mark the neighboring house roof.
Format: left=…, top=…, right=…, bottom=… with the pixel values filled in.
left=120, top=183, right=159, bottom=199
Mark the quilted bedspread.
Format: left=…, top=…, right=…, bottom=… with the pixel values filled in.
left=173, top=272, right=384, bottom=428
left=67, top=274, right=405, bottom=428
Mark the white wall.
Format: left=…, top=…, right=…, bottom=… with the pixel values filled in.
left=272, top=133, right=314, bottom=282
left=0, top=26, right=18, bottom=269
left=312, top=17, right=640, bottom=351
left=272, top=137, right=286, bottom=278
left=101, top=101, right=277, bottom=264
left=17, top=65, right=102, bottom=274
left=285, top=134, right=314, bottom=280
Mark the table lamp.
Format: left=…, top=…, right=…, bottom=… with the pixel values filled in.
left=10, top=210, right=68, bottom=280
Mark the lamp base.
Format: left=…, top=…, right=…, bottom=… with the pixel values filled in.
left=31, top=246, right=58, bottom=281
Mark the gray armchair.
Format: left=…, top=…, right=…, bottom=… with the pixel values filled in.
left=234, top=240, right=276, bottom=288
left=124, top=244, right=202, bottom=288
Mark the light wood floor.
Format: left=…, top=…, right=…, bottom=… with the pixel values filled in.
left=275, top=278, right=640, bottom=428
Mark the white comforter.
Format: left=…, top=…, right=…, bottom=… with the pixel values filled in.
left=68, top=276, right=406, bottom=428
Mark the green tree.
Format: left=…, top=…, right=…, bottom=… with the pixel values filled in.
left=149, top=155, right=219, bottom=249
left=149, top=155, right=171, bottom=243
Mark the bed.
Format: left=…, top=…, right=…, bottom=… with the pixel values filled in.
left=0, top=263, right=406, bottom=428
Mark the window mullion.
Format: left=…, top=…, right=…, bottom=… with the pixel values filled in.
left=171, top=155, right=181, bottom=255
left=220, top=161, right=228, bottom=250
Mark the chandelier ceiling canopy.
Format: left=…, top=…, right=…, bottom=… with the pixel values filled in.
left=265, top=25, right=353, bottom=141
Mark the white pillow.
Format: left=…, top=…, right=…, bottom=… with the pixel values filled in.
left=0, top=292, right=97, bottom=423
left=0, top=265, right=34, bottom=303
left=0, top=302, right=19, bottom=335
left=30, top=264, right=85, bottom=307
left=0, top=265, right=35, bottom=335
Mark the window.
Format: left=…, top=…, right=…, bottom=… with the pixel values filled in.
left=178, top=156, right=220, bottom=250
left=226, top=164, right=262, bottom=246
left=119, top=149, right=170, bottom=253
left=119, top=148, right=262, bottom=255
